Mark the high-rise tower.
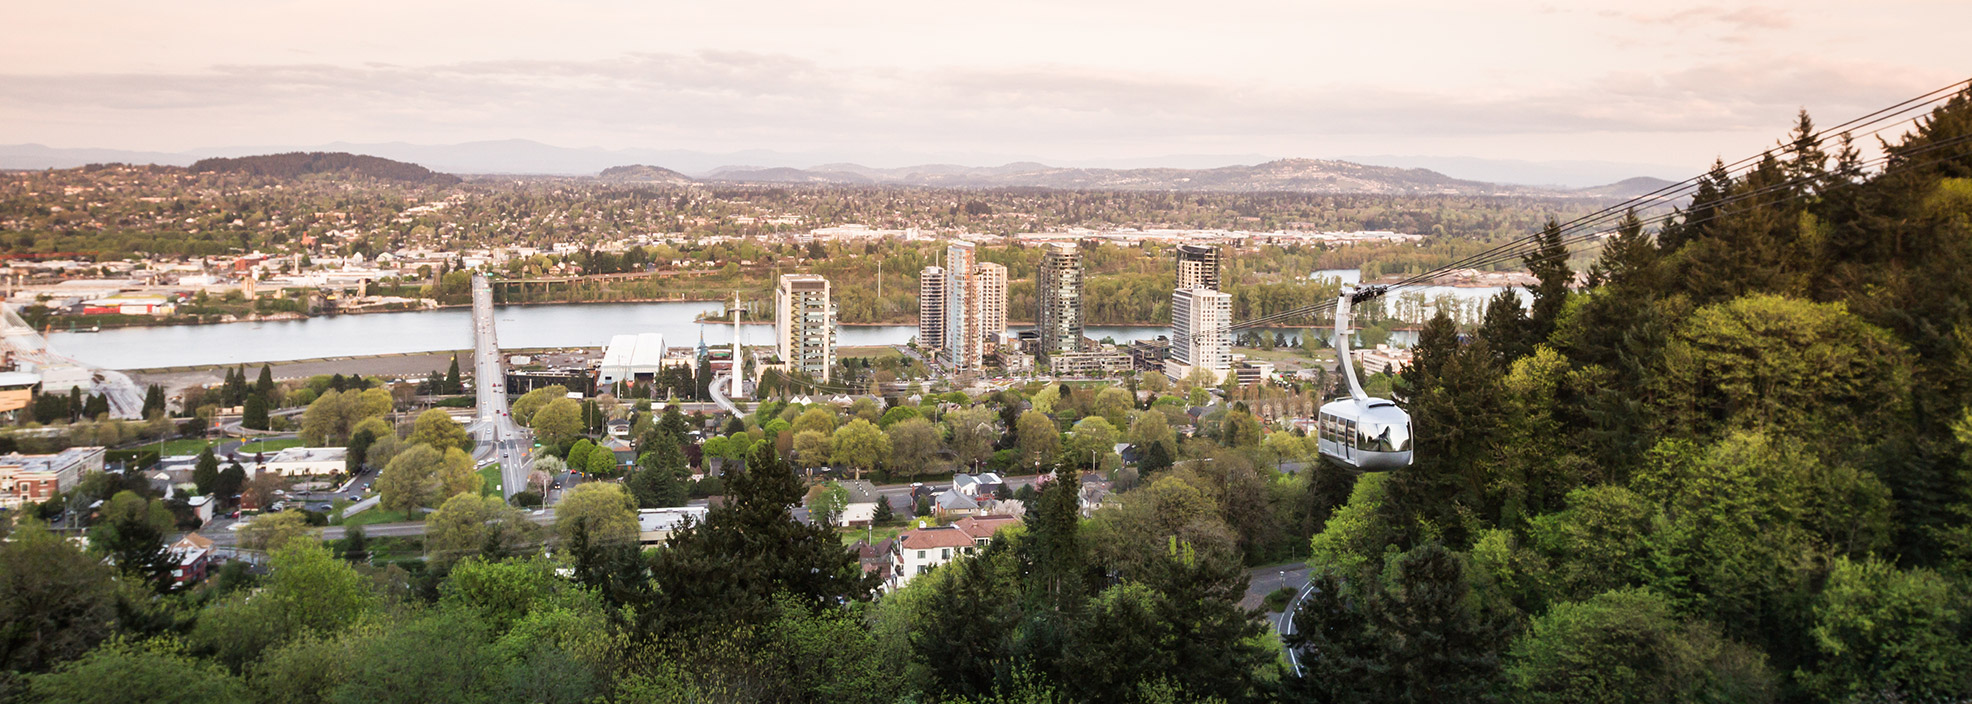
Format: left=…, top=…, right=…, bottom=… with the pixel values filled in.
left=775, top=274, right=835, bottom=383
left=1036, top=242, right=1084, bottom=364
left=1175, top=244, right=1222, bottom=292
left=1167, top=288, right=1232, bottom=383
left=942, top=243, right=980, bottom=370
left=918, top=265, right=945, bottom=355
left=976, top=261, right=1007, bottom=340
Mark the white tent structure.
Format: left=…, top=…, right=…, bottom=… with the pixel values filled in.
left=0, top=303, right=145, bottom=419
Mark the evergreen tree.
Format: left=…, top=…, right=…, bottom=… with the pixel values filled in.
left=1390, top=312, right=1503, bottom=547
left=444, top=355, right=462, bottom=394
left=142, top=383, right=166, bottom=418
left=1521, top=217, right=1573, bottom=344
left=216, top=460, right=246, bottom=498
left=243, top=394, right=270, bottom=431
left=1026, top=469, right=1085, bottom=610
left=1476, top=289, right=1529, bottom=368
left=628, top=441, right=690, bottom=508
left=254, top=364, right=275, bottom=398
left=89, top=492, right=176, bottom=595
left=644, top=441, right=873, bottom=635
left=192, top=446, right=220, bottom=495
left=81, top=393, right=108, bottom=420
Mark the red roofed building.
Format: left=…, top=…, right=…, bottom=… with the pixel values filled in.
left=888, top=515, right=1021, bottom=591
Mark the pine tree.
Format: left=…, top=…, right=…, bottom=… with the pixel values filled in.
left=81, top=393, right=108, bottom=420
left=192, top=446, right=220, bottom=494
left=254, top=364, right=275, bottom=398
left=1026, top=469, right=1085, bottom=610
left=644, top=441, right=873, bottom=634
left=444, top=355, right=462, bottom=394
left=1390, top=312, right=1503, bottom=548
left=1521, top=217, right=1573, bottom=345
left=142, top=384, right=166, bottom=418
left=242, top=394, right=269, bottom=431
left=1476, top=289, right=1528, bottom=368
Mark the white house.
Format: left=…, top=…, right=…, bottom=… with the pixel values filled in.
left=888, top=515, right=1020, bottom=591
left=951, top=473, right=1004, bottom=498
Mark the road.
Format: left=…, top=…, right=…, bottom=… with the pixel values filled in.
left=465, top=273, right=532, bottom=500
left=709, top=372, right=745, bottom=416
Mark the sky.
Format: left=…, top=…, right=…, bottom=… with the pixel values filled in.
left=1, top=0, right=1964, bottom=173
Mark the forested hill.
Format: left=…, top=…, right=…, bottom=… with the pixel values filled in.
left=188, top=152, right=462, bottom=184
left=702, top=158, right=1551, bottom=195
left=596, top=164, right=694, bottom=184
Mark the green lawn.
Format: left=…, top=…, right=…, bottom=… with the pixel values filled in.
left=480, top=463, right=502, bottom=496
left=237, top=438, right=305, bottom=454
left=839, top=522, right=911, bottom=547
left=155, top=438, right=222, bottom=456
left=342, top=509, right=413, bottom=527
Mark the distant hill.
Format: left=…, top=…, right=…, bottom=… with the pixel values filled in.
left=1573, top=176, right=1682, bottom=199
left=700, top=158, right=1539, bottom=195
left=597, top=164, right=695, bottom=184
left=706, top=166, right=876, bottom=185
left=188, top=152, right=461, bottom=184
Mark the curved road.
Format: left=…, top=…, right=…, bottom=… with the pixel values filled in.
left=709, top=372, right=745, bottom=416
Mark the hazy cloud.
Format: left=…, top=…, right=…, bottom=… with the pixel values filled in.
left=0, top=1, right=1961, bottom=168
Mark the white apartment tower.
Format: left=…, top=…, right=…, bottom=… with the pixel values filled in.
left=918, top=265, right=946, bottom=355
left=775, top=274, right=836, bottom=383
left=1166, top=288, right=1232, bottom=384
left=976, top=261, right=1007, bottom=340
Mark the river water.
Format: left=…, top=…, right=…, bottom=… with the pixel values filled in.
left=51, top=273, right=1528, bottom=370
left=49, top=301, right=1177, bottom=370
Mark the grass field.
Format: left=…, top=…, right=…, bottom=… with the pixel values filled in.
left=480, top=463, right=502, bottom=496
left=155, top=438, right=222, bottom=456
left=837, top=345, right=902, bottom=359
left=237, top=438, right=305, bottom=454
left=342, top=509, right=413, bottom=527
left=838, top=522, right=917, bottom=547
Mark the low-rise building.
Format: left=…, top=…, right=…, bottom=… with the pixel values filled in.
left=933, top=490, right=979, bottom=517
left=888, top=515, right=1021, bottom=590
left=1048, top=351, right=1134, bottom=377
left=1233, top=360, right=1276, bottom=386
left=255, top=447, right=347, bottom=477
left=169, top=533, right=213, bottom=587
left=952, top=472, right=1004, bottom=498
left=637, top=506, right=709, bottom=546
left=0, top=446, right=106, bottom=509
left=1354, top=345, right=1415, bottom=376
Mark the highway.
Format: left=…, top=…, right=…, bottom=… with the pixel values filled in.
left=466, top=273, right=533, bottom=499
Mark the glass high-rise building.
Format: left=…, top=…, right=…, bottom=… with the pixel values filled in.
left=1036, top=242, right=1084, bottom=363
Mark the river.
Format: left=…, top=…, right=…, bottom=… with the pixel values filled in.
left=49, top=301, right=1178, bottom=370
left=51, top=273, right=1529, bottom=370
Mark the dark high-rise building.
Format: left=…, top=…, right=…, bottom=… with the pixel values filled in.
left=1175, top=244, right=1222, bottom=292
left=1036, top=242, right=1084, bottom=364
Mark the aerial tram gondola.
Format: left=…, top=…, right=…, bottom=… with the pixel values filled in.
left=1316, top=286, right=1413, bottom=470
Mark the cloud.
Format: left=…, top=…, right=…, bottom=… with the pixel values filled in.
left=0, top=49, right=1948, bottom=165
left=1625, top=5, right=1794, bottom=32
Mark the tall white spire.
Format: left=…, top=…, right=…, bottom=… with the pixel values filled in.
left=731, top=292, right=743, bottom=398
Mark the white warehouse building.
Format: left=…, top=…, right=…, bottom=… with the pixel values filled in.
left=598, top=333, right=667, bottom=388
